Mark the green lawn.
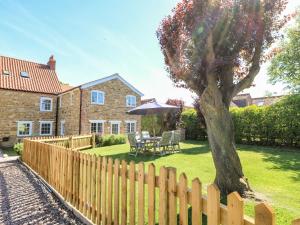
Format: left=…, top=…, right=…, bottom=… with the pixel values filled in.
left=83, top=141, right=300, bottom=224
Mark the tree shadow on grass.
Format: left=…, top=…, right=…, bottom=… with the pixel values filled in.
left=237, top=144, right=300, bottom=182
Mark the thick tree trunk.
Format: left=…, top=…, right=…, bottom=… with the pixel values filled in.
left=199, top=86, right=251, bottom=196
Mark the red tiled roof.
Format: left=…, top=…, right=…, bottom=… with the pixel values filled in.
left=0, top=56, right=62, bottom=94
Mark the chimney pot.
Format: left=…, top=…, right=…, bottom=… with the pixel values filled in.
left=47, top=55, right=56, bottom=70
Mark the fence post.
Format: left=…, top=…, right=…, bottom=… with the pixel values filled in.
left=92, top=133, right=96, bottom=148
left=292, top=219, right=300, bottom=225
left=69, top=136, right=74, bottom=149
left=255, top=203, right=275, bottom=225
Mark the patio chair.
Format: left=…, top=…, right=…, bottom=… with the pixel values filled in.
left=141, top=131, right=150, bottom=139
left=128, top=133, right=144, bottom=157
left=171, top=130, right=181, bottom=153
left=156, top=131, right=173, bottom=155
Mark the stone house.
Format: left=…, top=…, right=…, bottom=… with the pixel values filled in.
left=0, top=55, right=143, bottom=147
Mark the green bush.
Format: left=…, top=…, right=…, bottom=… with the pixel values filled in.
left=97, top=135, right=126, bottom=147
left=13, top=143, right=23, bottom=155
left=181, top=94, right=300, bottom=147
left=181, top=109, right=206, bottom=140
left=231, top=94, right=300, bottom=147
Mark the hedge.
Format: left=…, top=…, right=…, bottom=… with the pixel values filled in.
left=181, top=108, right=207, bottom=140
left=181, top=94, right=300, bottom=147
left=95, top=134, right=126, bottom=147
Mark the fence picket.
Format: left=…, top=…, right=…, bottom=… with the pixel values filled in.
left=168, top=168, right=177, bottom=225
left=114, top=159, right=120, bottom=225
left=138, top=162, right=145, bottom=225
left=292, top=219, right=300, bottom=225
left=159, top=167, right=168, bottom=225
left=107, top=158, right=113, bottom=225
left=91, top=155, right=97, bottom=223
left=129, top=161, right=136, bottom=225
left=179, top=173, right=188, bottom=225
left=227, top=192, right=244, bottom=225
left=121, top=160, right=128, bottom=225
left=207, top=184, right=220, bottom=225
left=255, top=203, right=275, bottom=225
left=148, top=163, right=156, bottom=225
left=96, top=156, right=102, bottom=225
left=192, top=178, right=202, bottom=225
left=101, top=157, right=107, bottom=225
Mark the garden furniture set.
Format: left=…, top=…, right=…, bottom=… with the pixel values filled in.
left=128, top=130, right=181, bottom=156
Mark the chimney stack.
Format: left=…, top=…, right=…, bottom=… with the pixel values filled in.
left=47, top=55, right=56, bottom=70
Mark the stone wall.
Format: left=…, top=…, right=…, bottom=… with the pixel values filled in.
left=80, top=79, right=141, bottom=135
left=0, top=89, right=57, bottom=147
left=57, top=88, right=81, bottom=136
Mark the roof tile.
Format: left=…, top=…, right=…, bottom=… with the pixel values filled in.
left=0, top=56, right=62, bottom=94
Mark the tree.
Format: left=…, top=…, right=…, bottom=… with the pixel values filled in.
left=157, top=0, right=287, bottom=195
left=268, top=11, right=300, bottom=93
left=164, top=99, right=184, bottom=131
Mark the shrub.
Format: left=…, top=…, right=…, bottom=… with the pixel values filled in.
left=180, top=94, right=300, bottom=147
left=230, top=94, right=300, bottom=147
left=100, top=135, right=126, bottom=147
left=181, top=108, right=206, bottom=140
left=13, top=143, right=23, bottom=155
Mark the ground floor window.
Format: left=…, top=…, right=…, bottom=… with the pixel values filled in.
left=17, top=121, right=33, bottom=136
left=110, top=121, right=121, bottom=135
left=126, top=121, right=136, bottom=133
left=90, top=120, right=104, bottom=135
left=40, top=121, right=53, bottom=136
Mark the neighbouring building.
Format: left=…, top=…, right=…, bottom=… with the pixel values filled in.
left=232, top=93, right=283, bottom=107
left=0, top=55, right=143, bottom=147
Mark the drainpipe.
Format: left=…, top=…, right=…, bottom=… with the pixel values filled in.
left=55, top=95, right=60, bottom=136
left=79, top=89, right=83, bottom=135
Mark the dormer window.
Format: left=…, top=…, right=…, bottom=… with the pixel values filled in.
left=20, top=71, right=29, bottom=78
left=2, top=70, right=10, bottom=76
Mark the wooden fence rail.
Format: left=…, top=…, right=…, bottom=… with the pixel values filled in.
left=22, top=136, right=299, bottom=225
left=28, top=134, right=94, bottom=150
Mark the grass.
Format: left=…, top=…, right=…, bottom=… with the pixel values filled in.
left=83, top=141, right=300, bottom=224
left=1, top=147, right=18, bottom=157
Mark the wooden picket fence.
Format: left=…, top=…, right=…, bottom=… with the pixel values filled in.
left=28, top=134, right=95, bottom=150
left=22, top=136, right=299, bottom=225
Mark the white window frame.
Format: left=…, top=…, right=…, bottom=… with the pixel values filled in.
left=91, top=90, right=105, bottom=105
left=39, top=121, right=53, bottom=136
left=89, top=120, right=105, bottom=135
left=40, top=97, right=53, bottom=112
left=125, top=120, right=136, bottom=133
left=60, top=120, right=65, bottom=136
left=110, top=121, right=121, bottom=135
left=126, top=95, right=136, bottom=107
left=17, top=121, right=33, bottom=137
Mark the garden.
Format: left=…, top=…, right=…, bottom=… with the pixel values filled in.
left=84, top=140, right=300, bottom=225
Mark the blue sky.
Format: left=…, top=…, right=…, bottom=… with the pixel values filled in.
left=0, top=0, right=299, bottom=105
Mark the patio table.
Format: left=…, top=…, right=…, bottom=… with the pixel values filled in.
left=141, top=137, right=162, bottom=154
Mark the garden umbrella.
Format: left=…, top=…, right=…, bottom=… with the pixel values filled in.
left=127, top=101, right=180, bottom=136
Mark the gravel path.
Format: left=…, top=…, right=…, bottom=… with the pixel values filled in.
left=0, top=160, right=85, bottom=225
